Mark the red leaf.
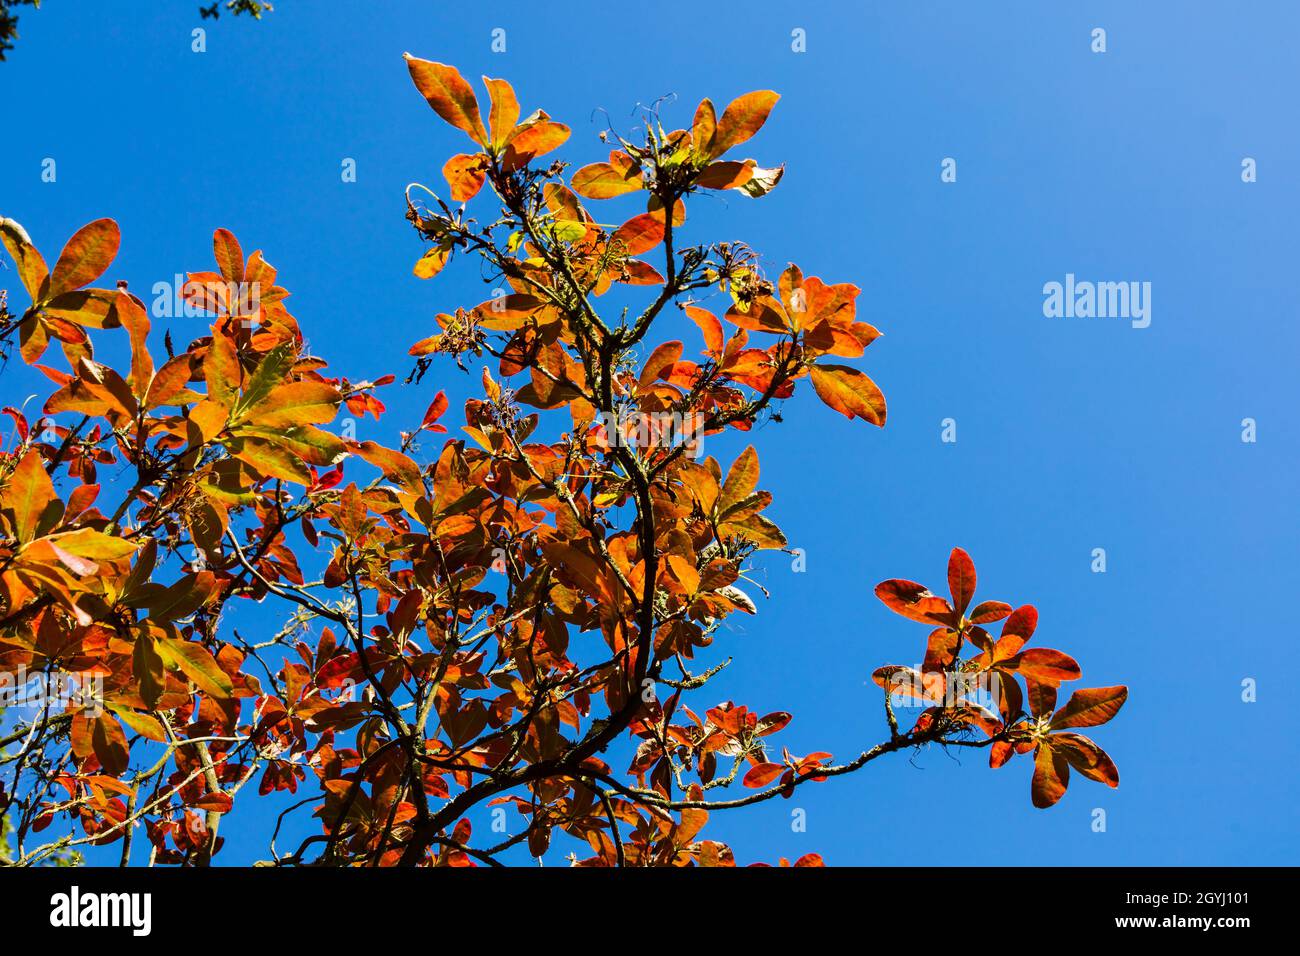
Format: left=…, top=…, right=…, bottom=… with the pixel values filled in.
left=742, top=762, right=785, bottom=788
left=1050, top=686, right=1128, bottom=730
left=610, top=214, right=664, bottom=256
left=754, top=711, right=792, bottom=737
left=873, top=579, right=952, bottom=625
left=1031, top=744, right=1070, bottom=808
left=1012, top=648, right=1081, bottom=684
left=990, top=740, right=1015, bottom=769
left=1053, top=733, right=1120, bottom=788
left=968, top=601, right=1012, bottom=624
left=1001, top=604, right=1038, bottom=642
left=947, top=547, right=976, bottom=615
left=421, top=391, right=449, bottom=432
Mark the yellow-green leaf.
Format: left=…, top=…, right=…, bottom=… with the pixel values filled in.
left=131, top=632, right=168, bottom=711
left=159, top=635, right=233, bottom=698
left=241, top=381, right=341, bottom=429
left=45, top=527, right=139, bottom=561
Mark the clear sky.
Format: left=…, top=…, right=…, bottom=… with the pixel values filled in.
left=2, top=0, right=1297, bottom=865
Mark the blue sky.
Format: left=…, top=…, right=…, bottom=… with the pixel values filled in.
left=2, top=0, right=1297, bottom=865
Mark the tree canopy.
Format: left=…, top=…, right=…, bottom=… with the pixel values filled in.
left=0, top=58, right=1125, bottom=866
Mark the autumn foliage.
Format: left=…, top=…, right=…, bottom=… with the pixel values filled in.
left=0, top=57, right=1125, bottom=866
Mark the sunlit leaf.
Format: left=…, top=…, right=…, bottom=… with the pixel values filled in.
left=49, top=218, right=120, bottom=298
left=874, top=579, right=952, bottom=625
left=1031, top=744, right=1070, bottom=808
left=1050, top=686, right=1128, bottom=730
left=404, top=54, right=488, bottom=146
left=708, top=91, right=779, bottom=159
left=809, top=364, right=886, bottom=426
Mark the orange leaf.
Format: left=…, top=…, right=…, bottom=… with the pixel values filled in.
left=696, top=161, right=754, bottom=190
left=717, top=446, right=760, bottom=516
left=204, top=329, right=242, bottom=409
left=684, top=306, right=724, bottom=357
left=1050, top=686, right=1128, bottom=730
left=708, top=91, right=779, bottom=159
left=1031, top=744, right=1070, bottom=808
left=638, top=341, right=683, bottom=387
left=691, top=98, right=717, bottom=156
left=111, top=291, right=154, bottom=396
left=809, top=363, right=886, bottom=426
left=1000, top=604, right=1038, bottom=644
left=1013, top=648, right=1081, bottom=684
left=990, top=740, right=1015, bottom=769
left=502, top=118, right=570, bottom=170
left=0, top=217, right=50, bottom=300
left=355, top=441, right=424, bottom=497
left=742, top=762, right=785, bottom=788
left=443, top=153, right=488, bottom=203
left=874, top=579, right=952, bottom=625
left=571, top=161, right=642, bottom=199
left=1053, top=733, right=1120, bottom=787
left=610, top=214, right=664, bottom=256
left=242, top=381, right=341, bottom=428
left=159, top=636, right=234, bottom=698
left=968, top=601, right=1012, bottom=624
left=539, top=541, right=616, bottom=604
left=404, top=55, right=488, bottom=146
left=91, top=714, right=130, bottom=776
left=483, top=76, right=520, bottom=150
left=414, top=244, right=451, bottom=280
left=947, top=547, right=976, bottom=615
left=213, top=228, right=244, bottom=284
left=49, top=218, right=120, bottom=298
left=2, top=449, right=58, bottom=544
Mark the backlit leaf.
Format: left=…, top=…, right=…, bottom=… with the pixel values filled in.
left=3, top=449, right=58, bottom=544
left=1050, top=686, right=1128, bottom=730
left=159, top=635, right=234, bottom=698
left=483, top=76, right=520, bottom=150
left=404, top=55, right=488, bottom=146
left=809, top=364, right=886, bottom=426
left=708, top=91, right=779, bottom=159
left=0, top=217, right=49, bottom=299
left=443, top=153, right=489, bottom=203
left=571, top=161, right=642, bottom=199
left=742, top=762, right=785, bottom=788
left=1031, top=744, right=1070, bottom=808
left=947, top=547, right=976, bottom=615
left=874, top=579, right=952, bottom=625
left=49, top=218, right=120, bottom=297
